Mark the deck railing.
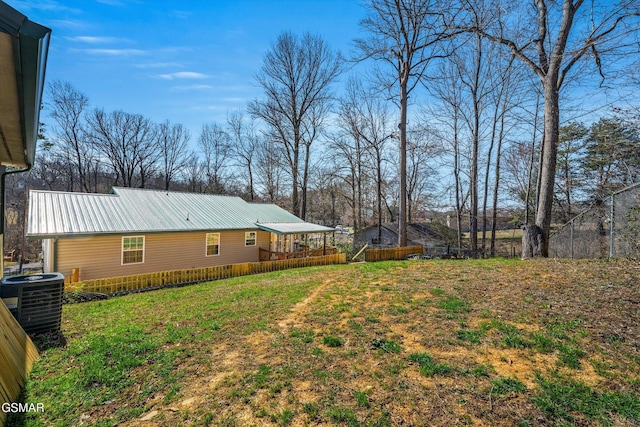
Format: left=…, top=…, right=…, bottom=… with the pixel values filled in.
left=258, top=246, right=337, bottom=261
left=65, top=253, right=347, bottom=295
left=365, top=245, right=424, bottom=262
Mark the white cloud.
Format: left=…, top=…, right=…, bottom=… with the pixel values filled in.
left=134, top=62, right=185, bottom=69
left=171, top=10, right=193, bottom=20
left=157, top=71, right=210, bottom=80
left=95, top=0, right=129, bottom=6
left=10, top=0, right=82, bottom=14
left=67, top=36, right=132, bottom=44
left=220, top=97, right=248, bottom=103
left=49, top=19, right=90, bottom=30
left=172, top=84, right=215, bottom=91
left=70, top=48, right=147, bottom=56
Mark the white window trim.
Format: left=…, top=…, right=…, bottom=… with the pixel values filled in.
left=122, top=235, right=145, bottom=265
left=206, top=232, right=220, bottom=257
left=245, top=231, right=257, bottom=247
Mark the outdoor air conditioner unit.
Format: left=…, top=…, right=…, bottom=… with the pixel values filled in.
left=0, top=273, right=65, bottom=334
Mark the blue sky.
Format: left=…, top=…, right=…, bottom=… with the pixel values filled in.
left=10, top=0, right=367, bottom=139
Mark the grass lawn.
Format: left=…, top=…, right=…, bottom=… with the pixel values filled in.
left=11, top=259, right=640, bottom=426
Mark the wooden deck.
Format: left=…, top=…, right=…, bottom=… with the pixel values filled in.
left=259, top=246, right=337, bottom=261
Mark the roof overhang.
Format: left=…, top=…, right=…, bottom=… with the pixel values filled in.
left=0, top=2, right=51, bottom=167
left=256, top=222, right=335, bottom=235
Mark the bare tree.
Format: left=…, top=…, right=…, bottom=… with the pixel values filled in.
left=453, top=29, right=495, bottom=257
left=227, top=111, right=260, bottom=200
left=488, top=57, right=524, bottom=256
left=356, top=0, right=453, bottom=246
left=308, top=165, right=344, bottom=227
left=157, top=120, right=190, bottom=191
left=87, top=109, right=158, bottom=188
left=336, top=78, right=393, bottom=242
left=255, top=137, right=285, bottom=203
left=181, top=150, right=205, bottom=193
left=249, top=31, right=342, bottom=219
left=406, top=125, right=439, bottom=223
left=199, top=123, right=232, bottom=194
left=31, top=142, right=60, bottom=190
left=48, top=80, right=95, bottom=192
left=470, top=0, right=640, bottom=257
left=427, top=59, right=468, bottom=250
left=328, top=134, right=363, bottom=231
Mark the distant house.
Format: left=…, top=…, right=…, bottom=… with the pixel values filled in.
left=27, top=188, right=334, bottom=281
left=354, top=222, right=450, bottom=248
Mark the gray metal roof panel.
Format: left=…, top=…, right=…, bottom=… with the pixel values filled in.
left=27, top=188, right=318, bottom=238
left=256, top=222, right=335, bottom=235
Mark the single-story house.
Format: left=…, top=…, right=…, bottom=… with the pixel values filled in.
left=27, top=187, right=335, bottom=281
left=354, top=222, right=451, bottom=248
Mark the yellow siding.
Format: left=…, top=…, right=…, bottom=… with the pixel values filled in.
left=55, top=230, right=272, bottom=281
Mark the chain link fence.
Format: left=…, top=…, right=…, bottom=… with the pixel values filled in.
left=549, top=182, right=640, bottom=259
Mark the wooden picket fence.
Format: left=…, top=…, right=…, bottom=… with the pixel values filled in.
left=65, top=253, right=347, bottom=295
left=365, top=245, right=424, bottom=262
left=0, top=302, right=39, bottom=426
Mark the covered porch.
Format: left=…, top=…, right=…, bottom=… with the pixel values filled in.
left=256, top=222, right=336, bottom=261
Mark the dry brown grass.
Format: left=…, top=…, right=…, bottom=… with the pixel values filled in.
left=126, top=259, right=640, bottom=426
left=20, top=259, right=640, bottom=427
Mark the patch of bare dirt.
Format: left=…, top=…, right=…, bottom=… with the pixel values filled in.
left=277, top=279, right=334, bottom=331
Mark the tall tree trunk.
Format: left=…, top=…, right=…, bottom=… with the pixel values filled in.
left=248, top=166, right=255, bottom=201
left=377, top=155, right=383, bottom=243
left=469, top=109, right=479, bottom=258
left=483, top=96, right=499, bottom=256
left=357, top=143, right=363, bottom=230
left=490, top=100, right=506, bottom=257
left=351, top=174, right=358, bottom=231
left=535, top=77, right=560, bottom=257
left=466, top=32, right=482, bottom=258
left=398, top=77, right=408, bottom=247
left=453, top=112, right=463, bottom=251
left=524, top=95, right=541, bottom=225
left=291, top=139, right=300, bottom=217
left=522, top=223, right=544, bottom=258
left=300, top=142, right=311, bottom=220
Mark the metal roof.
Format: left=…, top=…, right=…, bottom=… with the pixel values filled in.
left=257, top=222, right=335, bottom=235
left=27, top=187, right=333, bottom=238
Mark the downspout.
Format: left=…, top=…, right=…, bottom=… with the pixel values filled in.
left=1, top=164, right=32, bottom=278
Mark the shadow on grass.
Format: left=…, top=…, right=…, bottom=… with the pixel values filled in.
left=4, top=331, right=67, bottom=426
left=31, top=329, right=67, bottom=351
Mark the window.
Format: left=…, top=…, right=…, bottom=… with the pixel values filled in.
left=122, top=236, right=144, bottom=264
left=245, top=231, right=257, bottom=246
left=206, top=233, right=220, bottom=256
